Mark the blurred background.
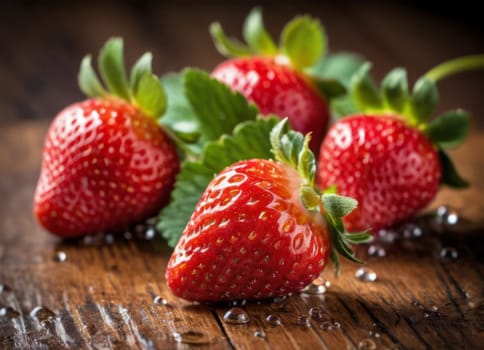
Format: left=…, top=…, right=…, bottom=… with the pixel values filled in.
left=0, top=0, right=483, bottom=124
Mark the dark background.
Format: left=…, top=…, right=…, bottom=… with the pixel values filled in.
left=1, top=0, right=483, bottom=124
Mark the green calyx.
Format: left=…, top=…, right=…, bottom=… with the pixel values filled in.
left=210, top=7, right=325, bottom=70
left=78, top=38, right=166, bottom=119
left=350, top=56, right=484, bottom=189
left=270, top=119, right=372, bottom=274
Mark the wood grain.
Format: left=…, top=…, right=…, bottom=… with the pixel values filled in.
left=1, top=1, right=483, bottom=349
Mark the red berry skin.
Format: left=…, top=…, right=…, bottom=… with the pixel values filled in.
left=166, top=159, right=329, bottom=302
left=318, top=114, right=441, bottom=233
left=34, top=99, right=179, bottom=238
left=212, top=57, right=329, bottom=152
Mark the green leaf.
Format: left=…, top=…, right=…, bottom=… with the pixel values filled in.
left=243, top=6, right=277, bottom=55
left=308, top=52, right=364, bottom=86
left=157, top=117, right=280, bottom=247
left=350, top=62, right=382, bottom=112
left=184, top=69, right=259, bottom=142
left=210, top=22, right=253, bottom=58
left=281, top=15, right=326, bottom=69
left=270, top=118, right=315, bottom=184
left=130, top=52, right=153, bottom=92
left=132, top=72, right=167, bottom=119
left=381, top=67, right=408, bottom=113
left=438, top=149, right=469, bottom=188
left=426, top=110, right=470, bottom=149
left=98, top=38, right=131, bottom=100
left=322, top=193, right=358, bottom=218
left=78, top=55, right=107, bottom=98
left=313, top=78, right=347, bottom=99
left=159, top=73, right=200, bottom=145
left=344, top=231, right=373, bottom=244
left=409, top=76, right=438, bottom=124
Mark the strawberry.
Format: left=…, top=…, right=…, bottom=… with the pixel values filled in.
left=166, top=120, right=371, bottom=302
left=318, top=60, right=475, bottom=232
left=34, top=39, right=179, bottom=238
left=209, top=8, right=345, bottom=152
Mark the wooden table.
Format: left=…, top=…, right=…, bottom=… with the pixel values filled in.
left=1, top=2, right=483, bottom=349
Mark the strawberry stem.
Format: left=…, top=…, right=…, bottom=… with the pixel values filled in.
left=270, top=119, right=372, bottom=274
left=425, top=54, right=484, bottom=82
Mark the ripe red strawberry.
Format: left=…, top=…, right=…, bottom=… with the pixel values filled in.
left=209, top=8, right=343, bottom=152
left=318, top=62, right=471, bottom=233
left=166, top=120, right=371, bottom=302
left=34, top=39, right=179, bottom=237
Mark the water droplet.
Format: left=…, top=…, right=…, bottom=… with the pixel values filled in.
left=324, top=280, right=331, bottom=288
left=266, top=313, right=282, bottom=326
left=434, top=205, right=460, bottom=230
left=320, top=321, right=333, bottom=330
left=377, top=229, right=398, bottom=243
left=172, top=330, right=213, bottom=345
left=232, top=299, right=247, bottom=307
left=355, top=267, right=378, bottom=282
left=254, top=330, right=266, bottom=338
left=104, top=233, right=114, bottom=244
left=272, top=295, right=287, bottom=303
left=368, top=244, right=386, bottom=257
left=412, top=301, right=425, bottom=310
left=0, top=306, right=20, bottom=319
left=82, top=233, right=104, bottom=246
left=373, top=332, right=380, bottom=339
left=308, top=307, right=325, bottom=320
left=431, top=305, right=439, bottom=312
left=153, top=296, right=170, bottom=306
left=295, top=315, right=311, bottom=328
left=54, top=251, right=67, bottom=262
left=145, top=227, right=156, bottom=240
left=300, top=283, right=326, bottom=295
left=30, top=306, right=56, bottom=323
left=402, top=223, right=423, bottom=238
left=440, top=247, right=459, bottom=260
left=358, top=338, right=377, bottom=350
left=223, top=307, right=249, bottom=324
left=0, top=284, right=12, bottom=294
left=423, top=312, right=430, bottom=318
left=332, top=321, right=341, bottom=329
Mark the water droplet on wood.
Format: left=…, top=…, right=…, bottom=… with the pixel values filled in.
left=368, top=244, right=386, bottom=257
left=0, top=284, right=12, bottom=294
left=358, top=338, right=377, bottom=350
left=54, top=251, right=67, bottom=262
left=172, top=330, right=212, bottom=345
left=223, top=307, right=249, bottom=324
left=295, top=315, right=311, bottom=328
left=254, top=330, right=266, bottom=338
left=30, top=306, right=56, bottom=323
left=0, top=305, right=20, bottom=319
left=440, top=247, right=459, bottom=260
left=320, top=321, right=333, bottom=330
left=332, top=321, right=341, bottom=329
left=300, top=283, right=326, bottom=295
left=145, top=227, right=156, bottom=240
left=431, top=305, right=439, bottom=312
left=153, top=296, right=170, bottom=306
left=266, top=313, right=282, bottom=326
left=355, top=267, right=378, bottom=282
left=308, top=307, right=324, bottom=320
